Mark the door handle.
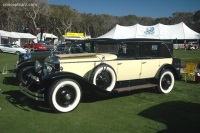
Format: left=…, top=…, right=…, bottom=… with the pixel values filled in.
left=142, top=62, right=146, bottom=64
left=118, top=63, right=122, bottom=65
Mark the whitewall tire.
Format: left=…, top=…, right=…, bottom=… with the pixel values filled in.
left=89, top=64, right=116, bottom=92
left=158, top=70, right=174, bottom=94
left=48, top=79, right=81, bottom=113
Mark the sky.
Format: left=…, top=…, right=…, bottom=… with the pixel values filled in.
left=49, top=0, right=200, bottom=18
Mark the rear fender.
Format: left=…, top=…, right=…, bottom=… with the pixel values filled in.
left=155, top=64, right=180, bottom=80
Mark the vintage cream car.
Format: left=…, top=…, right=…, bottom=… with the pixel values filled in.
left=22, top=39, right=182, bottom=113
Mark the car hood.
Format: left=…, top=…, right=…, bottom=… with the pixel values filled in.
left=56, top=53, right=117, bottom=63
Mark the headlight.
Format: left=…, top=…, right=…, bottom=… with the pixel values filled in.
left=24, top=56, right=29, bottom=60
left=43, top=63, right=53, bottom=75
left=35, top=60, right=42, bottom=73
left=46, top=63, right=53, bottom=73
left=24, top=51, right=31, bottom=60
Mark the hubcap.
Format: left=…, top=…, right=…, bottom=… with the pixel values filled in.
left=22, top=71, right=31, bottom=84
left=56, top=85, right=76, bottom=107
left=96, top=71, right=112, bottom=90
left=161, top=74, right=171, bottom=90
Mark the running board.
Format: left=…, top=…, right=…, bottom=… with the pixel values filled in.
left=113, top=83, right=158, bottom=93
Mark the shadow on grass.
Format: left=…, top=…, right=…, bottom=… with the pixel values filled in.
left=138, top=101, right=200, bottom=133
left=3, top=76, right=19, bottom=86
left=2, top=90, right=54, bottom=113
left=81, top=87, right=158, bottom=103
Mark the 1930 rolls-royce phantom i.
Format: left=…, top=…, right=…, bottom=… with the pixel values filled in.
left=21, top=39, right=182, bottom=113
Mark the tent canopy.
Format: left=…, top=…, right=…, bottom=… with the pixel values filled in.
left=98, top=22, right=200, bottom=40
left=0, top=30, right=36, bottom=39
left=37, top=33, right=58, bottom=39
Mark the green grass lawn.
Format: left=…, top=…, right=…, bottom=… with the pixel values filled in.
left=0, top=51, right=200, bottom=133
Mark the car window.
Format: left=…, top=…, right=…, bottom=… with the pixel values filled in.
left=119, top=43, right=139, bottom=58
left=84, top=43, right=91, bottom=52
left=139, top=43, right=159, bottom=57
left=12, top=45, right=20, bottom=48
left=3, top=44, right=11, bottom=48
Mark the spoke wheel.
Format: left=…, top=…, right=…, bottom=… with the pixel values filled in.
left=96, top=71, right=112, bottom=90
left=55, top=85, right=76, bottom=107
left=158, top=70, right=174, bottom=94
left=90, top=64, right=116, bottom=92
left=48, top=79, right=81, bottom=113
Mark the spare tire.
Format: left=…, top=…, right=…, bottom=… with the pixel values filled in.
left=89, top=63, right=116, bottom=92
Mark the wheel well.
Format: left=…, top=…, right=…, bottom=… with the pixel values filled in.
left=16, top=51, right=20, bottom=54
left=157, top=64, right=179, bottom=80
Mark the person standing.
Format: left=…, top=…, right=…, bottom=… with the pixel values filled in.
left=184, top=40, right=187, bottom=50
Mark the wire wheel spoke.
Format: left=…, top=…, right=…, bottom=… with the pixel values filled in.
left=96, top=71, right=111, bottom=90
left=161, top=75, right=171, bottom=90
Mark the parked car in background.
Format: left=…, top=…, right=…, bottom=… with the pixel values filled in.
left=56, top=43, right=83, bottom=53
left=0, top=44, right=27, bottom=55
left=38, top=41, right=57, bottom=51
left=187, top=42, right=199, bottom=50
left=24, top=42, right=47, bottom=51
left=56, top=44, right=66, bottom=51
left=21, top=38, right=182, bottom=113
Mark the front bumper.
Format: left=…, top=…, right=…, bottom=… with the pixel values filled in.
left=20, top=75, right=45, bottom=101
left=20, top=86, right=44, bottom=101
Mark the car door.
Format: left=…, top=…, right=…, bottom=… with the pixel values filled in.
left=3, top=44, right=12, bottom=53
left=139, top=43, right=160, bottom=79
left=117, top=43, right=142, bottom=81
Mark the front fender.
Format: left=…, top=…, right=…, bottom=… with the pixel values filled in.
left=42, top=72, right=98, bottom=92
left=16, top=62, right=35, bottom=74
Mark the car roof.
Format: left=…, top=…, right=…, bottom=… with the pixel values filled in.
left=77, top=38, right=172, bottom=44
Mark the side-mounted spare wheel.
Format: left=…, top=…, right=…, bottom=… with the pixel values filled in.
left=89, top=63, right=116, bottom=92
left=48, top=79, right=82, bottom=113
left=158, top=69, right=175, bottom=94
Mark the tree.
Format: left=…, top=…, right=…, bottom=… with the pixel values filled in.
left=192, top=10, right=200, bottom=33
left=48, top=5, right=81, bottom=36
left=23, top=0, right=50, bottom=30
left=155, top=17, right=170, bottom=25
left=118, top=15, right=139, bottom=26
left=193, top=10, right=200, bottom=23
left=139, top=17, right=155, bottom=25
left=169, top=12, right=193, bottom=24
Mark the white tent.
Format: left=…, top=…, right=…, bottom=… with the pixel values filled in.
left=98, top=22, right=200, bottom=40
left=0, top=30, right=36, bottom=39
left=0, top=30, right=36, bottom=45
left=37, top=33, right=58, bottom=41
left=0, top=30, right=11, bottom=38
left=16, top=32, right=36, bottom=39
